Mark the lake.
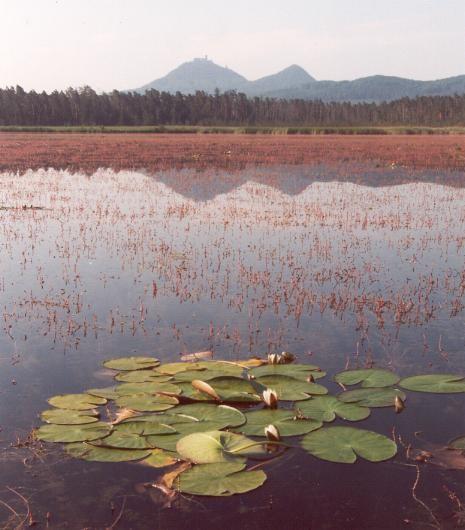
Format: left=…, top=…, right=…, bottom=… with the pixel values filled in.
left=1, top=159, right=465, bottom=529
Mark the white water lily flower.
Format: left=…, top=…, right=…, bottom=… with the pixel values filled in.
left=262, top=388, right=278, bottom=409
left=264, top=424, right=280, bottom=442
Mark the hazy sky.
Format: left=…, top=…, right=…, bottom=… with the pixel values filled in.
left=1, top=0, right=464, bottom=92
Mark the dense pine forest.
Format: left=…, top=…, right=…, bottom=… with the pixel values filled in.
left=0, top=85, right=464, bottom=126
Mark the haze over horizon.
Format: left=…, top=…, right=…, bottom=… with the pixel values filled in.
left=1, top=0, right=464, bottom=93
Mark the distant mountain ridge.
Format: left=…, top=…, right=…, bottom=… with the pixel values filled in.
left=134, top=58, right=465, bottom=103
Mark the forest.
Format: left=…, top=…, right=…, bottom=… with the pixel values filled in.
left=0, top=85, right=464, bottom=126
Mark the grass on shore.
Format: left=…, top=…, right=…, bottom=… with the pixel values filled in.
left=0, top=125, right=464, bottom=135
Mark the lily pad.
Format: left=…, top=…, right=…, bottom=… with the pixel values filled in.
left=142, top=448, right=179, bottom=468
left=115, top=393, right=178, bottom=412
left=176, top=430, right=267, bottom=464
left=36, top=422, right=111, bottom=443
left=240, top=409, right=322, bottom=437
left=103, top=356, right=160, bottom=371
left=86, top=387, right=120, bottom=400
left=41, top=409, right=99, bottom=425
left=115, top=421, right=176, bottom=435
left=115, top=371, right=172, bottom=383
left=147, top=421, right=231, bottom=452
left=250, top=364, right=325, bottom=381
left=48, top=393, right=107, bottom=411
left=256, top=375, right=327, bottom=400
left=399, top=374, right=465, bottom=393
left=296, top=396, right=371, bottom=422
left=93, top=430, right=153, bottom=449
left=115, top=381, right=182, bottom=396
left=166, top=404, right=246, bottom=428
left=155, top=362, right=206, bottom=375
left=449, top=437, right=465, bottom=450
left=335, top=369, right=400, bottom=388
left=174, top=370, right=244, bottom=382
left=301, top=426, right=397, bottom=463
left=338, top=388, right=406, bottom=407
left=66, top=442, right=151, bottom=462
left=178, top=462, right=266, bottom=496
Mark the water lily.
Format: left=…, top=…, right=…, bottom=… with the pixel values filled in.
left=264, top=424, right=281, bottom=442
left=262, top=388, right=278, bottom=409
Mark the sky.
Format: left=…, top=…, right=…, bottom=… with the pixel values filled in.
left=0, top=0, right=464, bottom=92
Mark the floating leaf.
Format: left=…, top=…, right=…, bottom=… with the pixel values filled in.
left=36, top=422, right=111, bottom=443
left=41, top=409, right=99, bottom=425
left=142, top=448, right=179, bottom=468
left=296, top=396, right=370, bottom=422
left=93, top=430, right=153, bottom=449
left=86, top=387, right=120, bottom=400
left=115, top=371, right=172, bottom=383
left=103, top=356, right=160, bottom=371
left=240, top=409, right=322, bottom=437
left=147, top=421, right=230, bottom=452
left=335, top=369, right=400, bottom=388
left=115, top=393, right=178, bottom=412
left=178, top=462, right=266, bottom=496
left=256, top=375, right=327, bottom=400
left=115, top=421, right=176, bottom=435
left=399, top=374, right=465, bottom=393
left=176, top=430, right=267, bottom=464
left=155, top=362, right=205, bottom=375
left=338, top=388, right=406, bottom=407
left=66, top=442, right=151, bottom=462
left=301, top=426, right=397, bottom=463
left=48, top=393, right=107, bottom=411
left=180, top=351, right=213, bottom=362
left=115, top=382, right=182, bottom=396
left=167, top=404, right=246, bottom=428
left=250, top=364, right=325, bottom=381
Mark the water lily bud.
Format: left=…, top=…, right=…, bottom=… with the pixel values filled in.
left=268, top=353, right=279, bottom=365
left=262, top=388, right=278, bottom=409
left=265, top=424, right=280, bottom=442
left=280, top=351, right=295, bottom=364
left=394, top=395, right=405, bottom=413
left=306, top=373, right=315, bottom=383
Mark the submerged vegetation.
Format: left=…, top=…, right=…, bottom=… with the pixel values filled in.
left=35, top=355, right=465, bottom=498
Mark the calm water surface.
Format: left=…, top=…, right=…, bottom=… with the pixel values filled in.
left=1, top=166, right=465, bottom=529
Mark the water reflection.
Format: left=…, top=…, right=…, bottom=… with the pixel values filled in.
left=1, top=166, right=465, bottom=529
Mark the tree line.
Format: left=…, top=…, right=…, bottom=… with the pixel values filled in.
left=0, top=85, right=464, bottom=126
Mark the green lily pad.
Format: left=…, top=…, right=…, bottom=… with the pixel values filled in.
left=174, top=370, right=244, bottom=382
left=256, top=375, right=327, bottom=400
left=48, top=393, right=107, bottom=411
left=240, top=409, right=322, bottom=437
left=41, top=409, right=99, bottom=425
left=448, top=436, right=465, bottom=450
left=142, top=448, right=179, bottom=468
left=115, top=382, right=182, bottom=396
left=147, top=421, right=231, bottom=452
left=103, top=356, right=160, bottom=371
left=115, top=393, right=178, bottom=412
left=93, top=430, right=153, bottom=449
left=178, top=379, right=261, bottom=403
left=301, top=426, right=397, bottom=463
left=121, top=413, right=196, bottom=425
left=166, top=404, right=246, bottom=428
left=176, top=430, right=267, bottom=464
left=115, top=421, right=176, bottom=435
left=338, top=388, right=406, bottom=407
left=296, top=396, right=371, bottom=422
left=86, top=387, right=120, bottom=400
left=399, top=374, right=465, bottom=393
left=178, top=462, right=266, bottom=496
left=250, top=364, right=325, bottom=381
left=36, top=422, right=111, bottom=443
left=335, top=369, right=400, bottom=388
left=66, top=442, right=151, bottom=462
left=155, top=362, right=205, bottom=375
left=115, top=371, right=172, bottom=383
